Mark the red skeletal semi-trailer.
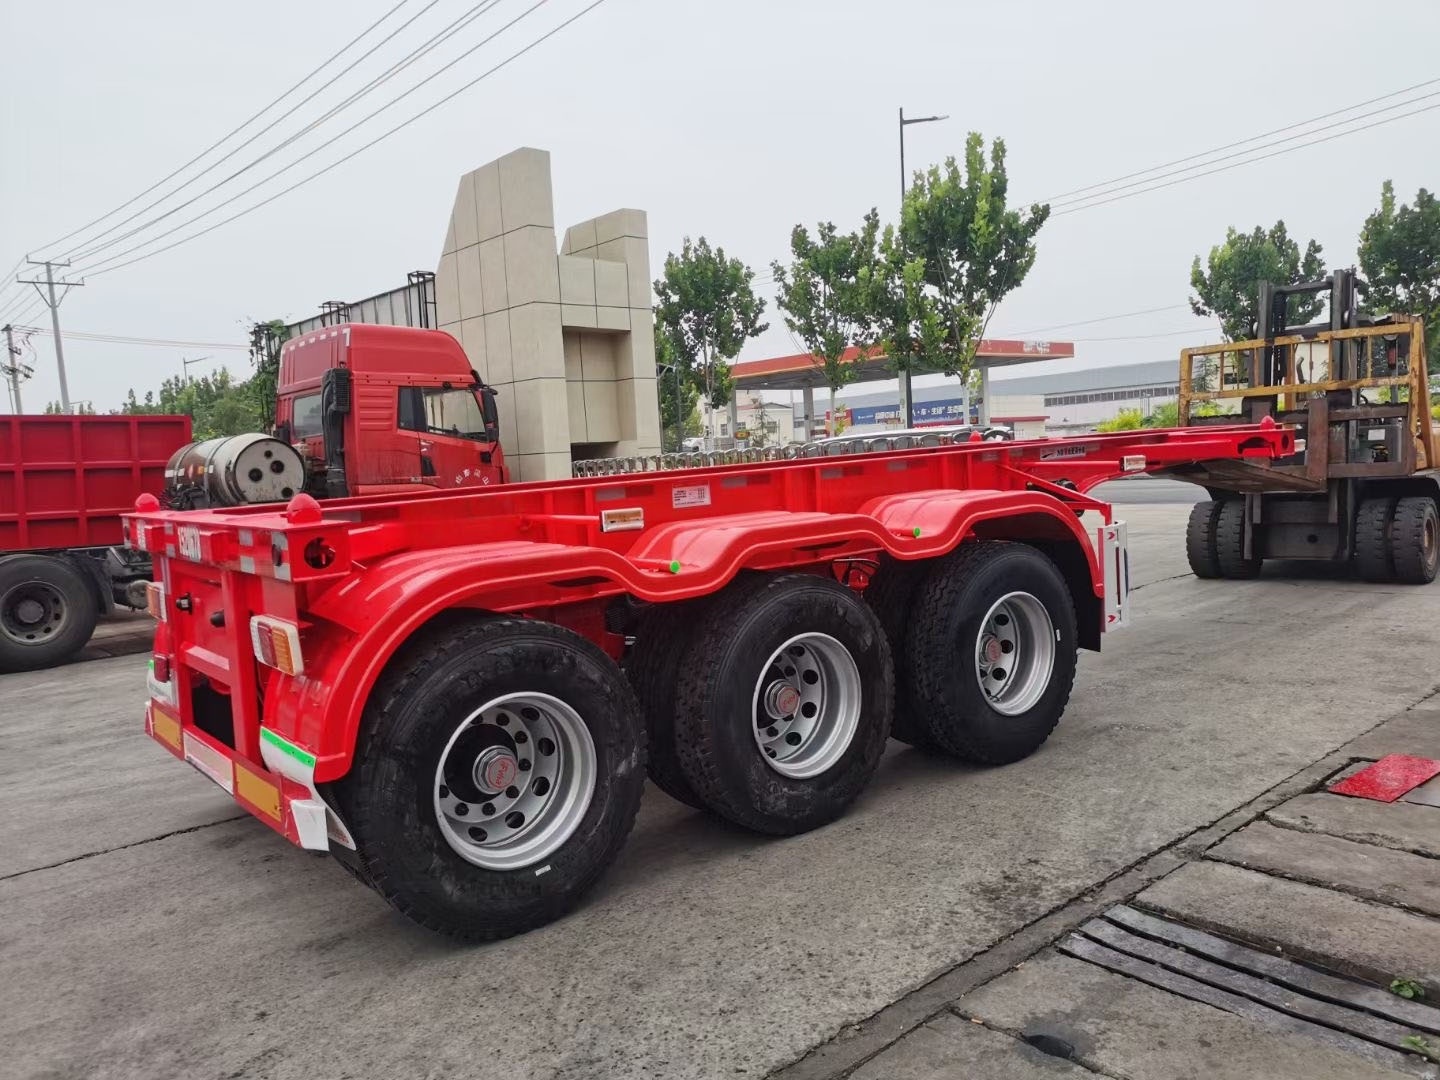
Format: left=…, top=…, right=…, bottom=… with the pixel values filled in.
left=124, top=418, right=1291, bottom=940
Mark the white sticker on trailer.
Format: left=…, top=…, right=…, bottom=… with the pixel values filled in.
left=672, top=483, right=711, bottom=509
left=182, top=732, right=234, bottom=794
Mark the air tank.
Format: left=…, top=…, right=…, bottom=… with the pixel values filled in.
left=164, top=433, right=308, bottom=509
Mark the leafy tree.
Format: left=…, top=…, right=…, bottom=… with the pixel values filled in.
left=43, top=401, right=95, bottom=414
left=868, top=227, right=949, bottom=385
left=1190, top=222, right=1324, bottom=341
left=122, top=368, right=261, bottom=439
left=1358, top=182, right=1440, bottom=369
left=653, top=237, right=767, bottom=438
left=655, top=323, right=702, bottom=451
left=772, top=212, right=881, bottom=435
left=247, top=319, right=290, bottom=429
left=896, top=134, right=1049, bottom=378
left=1096, top=408, right=1144, bottom=432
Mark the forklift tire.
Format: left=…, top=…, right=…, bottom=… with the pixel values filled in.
left=1185, top=500, right=1224, bottom=579
left=0, top=554, right=99, bottom=673
left=1215, top=500, right=1261, bottom=580
left=907, top=542, right=1077, bottom=764
left=1354, top=496, right=1397, bottom=583
left=335, top=616, right=645, bottom=941
left=672, top=573, right=892, bottom=836
left=863, top=557, right=937, bottom=749
left=1390, top=496, right=1439, bottom=585
left=625, top=601, right=708, bottom=809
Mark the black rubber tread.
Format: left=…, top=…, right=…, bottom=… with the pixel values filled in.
left=672, top=573, right=892, bottom=836
left=624, top=600, right=712, bottom=809
left=1389, top=496, right=1440, bottom=585
left=1185, top=500, right=1224, bottom=579
left=1214, top=500, right=1261, bottom=580
left=333, top=616, right=645, bottom=941
left=907, top=541, right=1078, bottom=764
left=862, top=557, right=938, bottom=749
left=0, top=554, right=99, bottom=672
left=1354, top=496, right=1397, bottom=583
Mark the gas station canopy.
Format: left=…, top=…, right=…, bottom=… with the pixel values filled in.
left=731, top=340, right=1075, bottom=391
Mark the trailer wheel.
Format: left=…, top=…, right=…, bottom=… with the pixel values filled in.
left=907, top=542, right=1077, bottom=764
left=0, top=555, right=99, bottom=672
left=863, top=558, right=936, bottom=749
left=1390, top=496, right=1439, bottom=584
left=1215, top=500, right=1261, bottom=580
left=1185, top=500, right=1223, bottom=579
left=1354, top=496, right=1397, bottom=583
left=625, top=601, right=708, bottom=809
left=673, top=574, right=892, bottom=835
left=336, top=617, right=645, bottom=941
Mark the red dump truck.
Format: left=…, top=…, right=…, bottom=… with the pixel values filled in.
left=125, top=411, right=1290, bottom=940
left=0, top=414, right=191, bottom=671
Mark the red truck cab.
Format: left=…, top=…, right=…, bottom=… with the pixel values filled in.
left=274, top=323, right=507, bottom=498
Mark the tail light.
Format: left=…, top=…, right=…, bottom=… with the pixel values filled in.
left=250, top=616, right=305, bottom=677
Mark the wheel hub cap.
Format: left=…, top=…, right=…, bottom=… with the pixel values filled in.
left=974, top=591, right=1057, bottom=717
left=472, top=746, right=519, bottom=795
left=15, top=598, right=45, bottom=625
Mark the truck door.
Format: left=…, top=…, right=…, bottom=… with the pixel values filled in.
left=396, top=386, right=504, bottom=488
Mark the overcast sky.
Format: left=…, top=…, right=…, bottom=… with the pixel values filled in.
left=2, top=0, right=1437, bottom=413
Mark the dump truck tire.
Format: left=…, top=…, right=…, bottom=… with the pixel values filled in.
left=1390, top=496, right=1439, bottom=585
left=335, top=617, right=645, bottom=941
left=1354, top=496, right=1397, bottom=582
left=1185, top=500, right=1223, bottom=579
left=907, top=542, right=1077, bottom=764
left=0, top=554, right=98, bottom=672
left=625, top=601, right=708, bottom=809
left=863, top=557, right=937, bottom=749
left=673, top=573, right=892, bottom=836
left=1215, top=500, right=1261, bottom=580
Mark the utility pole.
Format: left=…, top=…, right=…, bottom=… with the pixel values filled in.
left=18, top=258, right=84, bottom=414
left=2, top=324, right=23, bottom=413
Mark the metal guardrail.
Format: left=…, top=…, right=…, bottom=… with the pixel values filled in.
left=571, top=430, right=1007, bottom=478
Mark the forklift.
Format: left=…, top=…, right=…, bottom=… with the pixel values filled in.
left=1163, top=268, right=1438, bottom=584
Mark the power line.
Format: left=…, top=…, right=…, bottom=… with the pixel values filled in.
left=1047, top=88, right=1440, bottom=210
left=65, top=0, right=478, bottom=264
left=1043, top=75, right=1440, bottom=205
left=76, top=0, right=610, bottom=279
left=73, top=0, right=555, bottom=276
left=1053, top=99, right=1440, bottom=216
left=1068, top=327, right=1207, bottom=343
left=11, top=326, right=250, bottom=350
left=33, top=0, right=413, bottom=262
left=1007, top=304, right=1191, bottom=336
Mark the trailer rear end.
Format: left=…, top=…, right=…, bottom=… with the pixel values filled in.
left=125, top=422, right=1289, bottom=940
left=0, top=414, right=190, bottom=670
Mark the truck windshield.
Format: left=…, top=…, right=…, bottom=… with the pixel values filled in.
left=399, top=387, right=489, bottom=441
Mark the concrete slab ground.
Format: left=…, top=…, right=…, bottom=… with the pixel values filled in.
left=4, top=496, right=1440, bottom=1079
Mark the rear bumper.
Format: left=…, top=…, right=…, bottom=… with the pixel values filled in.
left=145, top=700, right=353, bottom=852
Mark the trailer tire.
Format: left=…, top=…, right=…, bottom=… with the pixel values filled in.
left=1215, top=500, right=1261, bottom=580
left=907, top=542, right=1077, bottom=764
left=335, top=617, right=645, bottom=941
left=1390, top=496, right=1439, bottom=585
left=1185, top=500, right=1224, bottom=579
left=863, top=558, right=937, bottom=749
left=673, top=573, right=892, bottom=836
left=625, top=601, right=708, bottom=809
left=0, top=554, right=99, bottom=672
left=1354, top=496, right=1397, bottom=583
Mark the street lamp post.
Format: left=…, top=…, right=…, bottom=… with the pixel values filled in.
left=897, top=107, right=948, bottom=428
left=181, top=354, right=212, bottom=383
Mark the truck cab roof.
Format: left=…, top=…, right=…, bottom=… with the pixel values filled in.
left=279, top=323, right=474, bottom=393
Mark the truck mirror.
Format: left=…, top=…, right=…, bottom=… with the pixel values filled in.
left=481, top=386, right=500, bottom=445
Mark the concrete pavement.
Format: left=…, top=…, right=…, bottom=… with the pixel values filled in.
left=3, top=497, right=1439, bottom=1080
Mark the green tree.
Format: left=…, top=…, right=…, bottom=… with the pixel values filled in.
left=122, top=368, right=261, bottom=439
left=43, top=401, right=95, bottom=414
left=247, top=319, right=290, bottom=429
left=1190, top=222, right=1325, bottom=341
left=1358, top=182, right=1440, bottom=370
left=772, top=212, right=881, bottom=435
left=869, top=227, right=949, bottom=386
left=653, top=237, right=767, bottom=439
left=655, top=323, right=702, bottom=451
left=1096, top=407, right=1144, bottom=432
left=896, top=134, right=1049, bottom=378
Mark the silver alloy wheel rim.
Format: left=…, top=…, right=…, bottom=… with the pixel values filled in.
left=433, top=692, right=596, bottom=871
left=975, top=591, right=1056, bottom=716
left=752, top=632, right=862, bottom=779
left=0, top=582, right=67, bottom=647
